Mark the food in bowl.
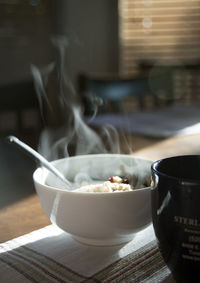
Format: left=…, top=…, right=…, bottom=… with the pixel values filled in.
left=74, top=176, right=133, bottom=193
left=33, top=154, right=152, bottom=246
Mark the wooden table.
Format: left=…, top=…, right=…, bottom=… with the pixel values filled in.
left=1, top=133, right=200, bottom=243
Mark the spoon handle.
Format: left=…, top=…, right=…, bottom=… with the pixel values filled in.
left=6, top=135, right=72, bottom=188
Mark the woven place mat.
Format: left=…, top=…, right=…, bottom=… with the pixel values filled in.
left=92, top=241, right=170, bottom=282
left=0, top=224, right=173, bottom=283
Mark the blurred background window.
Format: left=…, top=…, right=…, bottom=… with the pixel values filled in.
left=119, top=0, right=200, bottom=75
left=119, top=0, right=200, bottom=105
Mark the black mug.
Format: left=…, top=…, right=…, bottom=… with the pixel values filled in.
left=151, top=155, right=200, bottom=283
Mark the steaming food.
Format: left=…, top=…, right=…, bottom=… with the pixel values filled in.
left=34, top=155, right=152, bottom=246
left=74, top=176, right=133, bottom=193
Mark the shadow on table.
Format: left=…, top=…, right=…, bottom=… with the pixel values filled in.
left=0, top=137, right=37, bottom=209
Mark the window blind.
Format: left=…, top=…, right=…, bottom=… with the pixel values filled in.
left=119, top=0, right=200, bottom=104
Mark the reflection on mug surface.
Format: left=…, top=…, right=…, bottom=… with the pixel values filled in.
left=151, top=155, right=200, bottom=283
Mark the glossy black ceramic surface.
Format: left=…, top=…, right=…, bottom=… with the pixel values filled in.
left=151, top=155, right=200, bottom=283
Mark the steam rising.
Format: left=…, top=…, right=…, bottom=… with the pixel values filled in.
left=31, top=36, right=127, bottom=161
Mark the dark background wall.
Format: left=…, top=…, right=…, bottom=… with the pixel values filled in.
left=57, top=0, right=119, bottom=82
left=0, top=0, right=119, bottom=86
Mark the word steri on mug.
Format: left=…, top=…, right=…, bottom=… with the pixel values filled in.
left=174, top=216, right=200, bottom=227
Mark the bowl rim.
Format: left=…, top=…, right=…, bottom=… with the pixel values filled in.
left=33, top=153, right=152, bottom=195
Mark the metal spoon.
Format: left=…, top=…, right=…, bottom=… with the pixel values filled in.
left=6, top=135, right=72, bottom=190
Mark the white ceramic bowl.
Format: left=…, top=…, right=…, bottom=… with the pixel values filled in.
left=33, top=154, right=152, bottom=246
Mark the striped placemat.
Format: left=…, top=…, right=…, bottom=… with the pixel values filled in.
left=0, top=225, right=174, bottom=282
